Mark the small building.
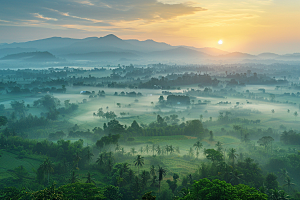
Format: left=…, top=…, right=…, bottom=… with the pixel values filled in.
left=80, top=91, right=91, bottom=94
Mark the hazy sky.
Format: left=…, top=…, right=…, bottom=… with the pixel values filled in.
left=0, top=0, right=299, bottom=54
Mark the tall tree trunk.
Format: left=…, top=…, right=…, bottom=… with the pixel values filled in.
left=159, top=180, right=161, bottom=193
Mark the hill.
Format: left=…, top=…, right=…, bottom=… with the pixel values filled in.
left=0, top=51, right=60, bottom=62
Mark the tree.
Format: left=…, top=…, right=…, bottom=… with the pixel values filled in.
left=0, top=116, right=8, bottom=127
left=96, top=153, right=104, bottom=168
left=204, top=149, right=223, bottom=163
left=131, top=148, right=137, bottom=156
left=85, top=147, right=94, bottom=166
left=41, top=158, right=54, bottom=185
left=294, top=111, right=298, bottom=121
left=184, top=120, right=204, bottom=138
left=193, top=141, right=203, bottom=159
left=150, top=165, right=156, bottom=177
left=189, top=147, right=194, bottom=157
left=134, top=155, right=144, bottom=174
left=268, top=189, right=290, bottom=200
left=179, top=178, right=268, bottom=200
left=278, top=168, right=289, bottom=182
left=159, top=95, right=164, bottom=103
left=103, top=185, right=122, bottom=200
left=257, top=136, right=274, bottom=153
left=150, top=175, right=158, bottom=187
left=13, top=165, right=28, bottom=181
left=209, top=131, right=214, bottom=141
left=145, top=145, right=149, bottom=154
left=229, top=170, right=243, bottom=185
left=84, top=172, right=95, bottom=184
left=141, top=170, right=150, bottom=189
left=74, top=151, right=81, bottom=169
left=228, top=148, right=238, bottom=166
left=151, top=144, right=156, bottom=156
left=10, top=100, right=26, bottom=117
left=265, top=173, right=278, bottom=190
left=33, top=95, right=60, bottom=110
left=69, top=171, right=80, bottom=183
left=139, top=146, right=144, bottom=154
left=142, top=191, right=156, bottom=200
left=283, top=176, right=295, bottom=192
left=158, top=165, right=167, bottom=193
left=215, top=141, right=222, bottom=152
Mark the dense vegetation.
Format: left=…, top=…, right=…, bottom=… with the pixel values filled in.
left=0, top=64, right=300, bottom=199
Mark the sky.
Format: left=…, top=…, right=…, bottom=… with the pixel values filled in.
left=0, top=0, right=300, bottom=54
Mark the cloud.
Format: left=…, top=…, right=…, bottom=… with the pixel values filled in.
left=33, top=13, right=58, bottom=21
left=0, top=0, right=205, bottom=31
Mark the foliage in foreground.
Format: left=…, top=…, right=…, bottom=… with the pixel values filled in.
left=178, top=178, right=268, bottom=200
left=0, top=183, right=122, bottom=200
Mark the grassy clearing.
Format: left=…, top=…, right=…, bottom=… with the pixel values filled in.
left=0, top=151, right=43, bottom=180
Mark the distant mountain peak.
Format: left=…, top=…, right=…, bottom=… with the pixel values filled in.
left=101, top=34, right=121, bottom=40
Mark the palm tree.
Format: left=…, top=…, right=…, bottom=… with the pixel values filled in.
left=156, top=145, right=161, bottom=155
left=131, top=148, right=136, bottom=156
left=215, top=141, right=222, bottom=152
left=141, top=170, right=150, bottom=189
left=169, top=145, right=175, bottom=154
left=269, top=189, right=290, bottom=200
left=228, top=148, right=238, bottom=166
left=133, top=176, right=140, bottom=192
left=189, top=147, right=194, bottom=157
left=128, top=169, right=134, bottom=182
left=69, top=171, right=80, bottom=183
left=85, top=147, right=94, bottom=166
left=106, top=158, right=114, bottom=174
left=74, top=151, right=81, bottom=169
left=145, top=145, right=149, bottom=154
left=188, top=174, right=193, bottom=185
left=139, top=146, right=144, bottom=154
left=244, top=157, right=254, bottom=169
left=118, top=162, right=130, bottom=179
left=150, top=165, right=155, bottom=176
left=96, top=153, right=104, bottom=168
left=229, top=170, right=243, bottom=185
left=134, top=155, right=144, bottom=174
left=151, top=144, right=155, bottom=156
left=115, top=143, right=120, bottom=152
left=121, top=147, right=125, bottom=155
left=85, top=172, right=95, bottom=184
left=193, top=141, right=203, bottom=159
left=283, top=176, right=296, bottom=192
left=150, top=175, right=158, bottom=187
left=157, top=165, right=167, bottom=193
left=42, top=158, right=54, bottom=184
left=278, top=168, right=289, bottom=182
left=165, top=145, right=170, bottom=155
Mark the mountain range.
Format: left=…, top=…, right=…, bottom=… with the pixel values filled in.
left=0, top=34, right=299, bottom=63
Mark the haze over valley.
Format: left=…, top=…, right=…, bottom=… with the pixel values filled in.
left=1, top=0, right=300, bottom=199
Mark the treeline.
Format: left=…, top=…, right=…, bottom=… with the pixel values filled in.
left=105, top=117, right=208, bottom=139
left=280, top=130, right=300, bottom=145
left=0, top=182, right=121, bottom=200
left=8, top=114, right=49, bottom=131
left=0, top=136, right=88, bottom=167
left=139, top=73, right=219, bottom=89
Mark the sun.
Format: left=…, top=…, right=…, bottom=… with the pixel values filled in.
left=218, top=40, right=223, bottom=45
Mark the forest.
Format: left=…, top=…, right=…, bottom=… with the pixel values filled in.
left=0, top=63, right=300, bottom=200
